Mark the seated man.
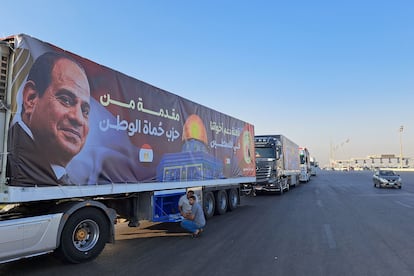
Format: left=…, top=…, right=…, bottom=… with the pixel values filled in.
left=180, top=195, right=206, bottom=237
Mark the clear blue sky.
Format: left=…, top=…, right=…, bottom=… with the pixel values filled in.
left=2, top=0, right=414, bottom=166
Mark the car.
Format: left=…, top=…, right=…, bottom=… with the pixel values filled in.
left=373, top=170, right=402, bottom=189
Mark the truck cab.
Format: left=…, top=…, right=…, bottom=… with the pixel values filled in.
left=310, top=156, right=318, bottom=176
left=299, top=147, right=311, bottom=182
left=254, top=137, right=288, bottom=194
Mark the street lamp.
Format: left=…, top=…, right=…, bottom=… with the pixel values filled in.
left=330, top=138, right=350, bottom=169
left=399, top=125, right=404, bottom=169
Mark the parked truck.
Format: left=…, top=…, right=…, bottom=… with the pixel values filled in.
left=254, top=135, right=300, bottom=194
left=0, top=34, right=256, bottom=264
left=299, top=147, right=311, bottom=182
left=310, top=156, right=318, bottom=176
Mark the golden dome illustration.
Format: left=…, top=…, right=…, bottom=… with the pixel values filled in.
left=182, top=114, right=208, bottom=145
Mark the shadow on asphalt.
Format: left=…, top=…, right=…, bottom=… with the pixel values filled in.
left=146, top=222, right=184, bottom=233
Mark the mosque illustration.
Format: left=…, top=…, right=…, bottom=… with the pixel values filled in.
left=156, top=114, right=224, bottom=182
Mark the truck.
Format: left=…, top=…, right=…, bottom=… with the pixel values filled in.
left=0, top=34, right=256, bottom=264
left=254, top=135, right=300, bottom=194
left=310, top=156, right=318, bottom=176
left=299, top=147, right=311, bottom=182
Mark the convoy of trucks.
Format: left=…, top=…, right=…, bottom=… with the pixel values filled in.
left=0, top=34, right=256, bottom=264
left=254, top=135, right=300, bottom=194
left=0, top=34, right=316, bottom=265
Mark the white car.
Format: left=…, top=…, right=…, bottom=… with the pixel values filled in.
left=373, top=170, right=402, bottom=189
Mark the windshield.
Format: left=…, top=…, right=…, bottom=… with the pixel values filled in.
left=300, top=154, right=306, bottom=164
left=379, top=170, right=396, bottom=176
left=255, top=147, right=275, bottom=158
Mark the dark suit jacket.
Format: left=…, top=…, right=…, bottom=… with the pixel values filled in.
left=7, top=123, right=68, bottom=186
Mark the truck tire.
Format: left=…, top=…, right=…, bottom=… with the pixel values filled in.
left=227, top=188, right=238, bottom=211
left=203, top=192, right=215, bottom=219
left=57, top=208, right=109, bottom=263
left=215, top=190, right=228, bottom=215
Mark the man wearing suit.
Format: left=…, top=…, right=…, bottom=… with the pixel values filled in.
left=7, top=52, right=91, bottom=186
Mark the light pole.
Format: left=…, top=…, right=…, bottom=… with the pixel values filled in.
left=399, top=125, right=404, bottom=169
left=330, top=138, right=350, bottom=169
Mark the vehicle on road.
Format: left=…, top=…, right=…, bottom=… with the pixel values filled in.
left=0, top=34, right=256, bottom=264
left=299, top=147, right=311, bottom=182
left=310, top=156, right=318, bottom=176
left=373, top=170, right=402, bottom=189
left=254, top=135, right=300, bottom=194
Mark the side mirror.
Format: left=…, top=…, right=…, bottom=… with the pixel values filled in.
left=275, top=146, right=281, bottom=160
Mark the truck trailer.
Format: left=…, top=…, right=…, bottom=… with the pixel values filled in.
left=0, top=34, right=256, bottom=264
left=254, top=135, right=300, bottom=194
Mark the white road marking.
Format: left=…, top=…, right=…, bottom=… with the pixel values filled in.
left=395, top=200, right=413, bottom=208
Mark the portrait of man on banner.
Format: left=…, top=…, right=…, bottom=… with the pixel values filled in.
left=7, top=51, right=91, bottom=186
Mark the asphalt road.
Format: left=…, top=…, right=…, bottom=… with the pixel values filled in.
left=2, top=170, right=414, bottom=276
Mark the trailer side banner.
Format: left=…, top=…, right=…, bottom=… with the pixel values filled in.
left=5, top=34, right=255, bottom=187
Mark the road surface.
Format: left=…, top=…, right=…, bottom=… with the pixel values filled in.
left=2, top=170, right=414, bottom=276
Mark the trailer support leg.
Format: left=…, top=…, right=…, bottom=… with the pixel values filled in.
left=128, top=196, right=140, bottom=227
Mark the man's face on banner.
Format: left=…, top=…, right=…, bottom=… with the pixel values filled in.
left=26, top=57, right=91, bottom=166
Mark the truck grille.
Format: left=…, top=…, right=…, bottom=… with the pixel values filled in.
left=256, top=161, right=272, bottom=182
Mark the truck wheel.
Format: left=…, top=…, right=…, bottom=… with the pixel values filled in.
left=203, top=192, right=215, bottom=219
left=227, top=188, right=238, bottom=211
left=215, top=190, right=228, bottom=215
left=57, top=208, right=109, bottom=263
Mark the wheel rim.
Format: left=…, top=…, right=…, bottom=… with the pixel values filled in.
left=219, top=193, right=227, bottom=209
left=72, top=219, right=100, bottom=252
left=205, top=195, right=214, bottom=215
left=230, top=191, right=237, bottom=207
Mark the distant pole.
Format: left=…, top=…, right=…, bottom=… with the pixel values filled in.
left=330, top=140, right=333, bottom=168
left=330, top=138, right=350, bottom=170
left=399, top=126, right=404, bottom=169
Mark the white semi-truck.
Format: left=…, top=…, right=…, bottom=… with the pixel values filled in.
left=299, top=147, right=311, bottom=182
left=310, top=156, right=318, bottom=176
left=0, top=34, right=256, bottom=264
